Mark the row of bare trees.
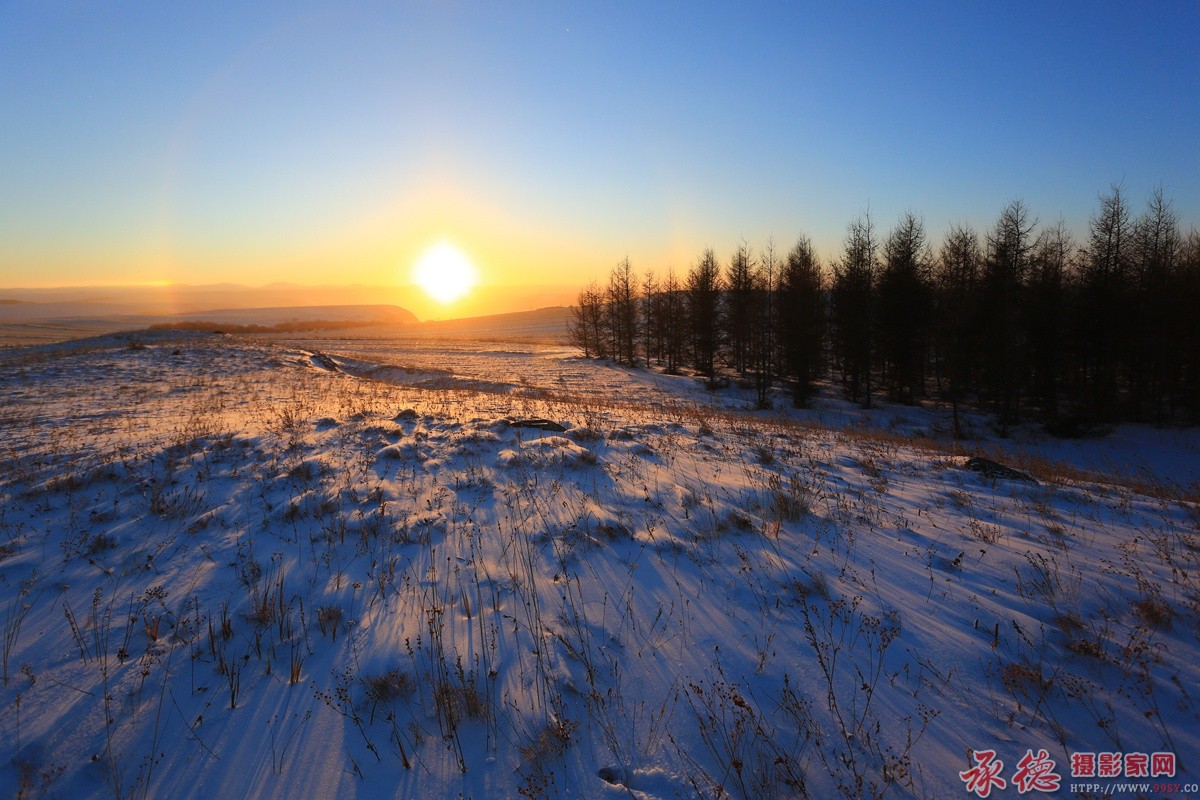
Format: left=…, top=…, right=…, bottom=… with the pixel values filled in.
left=570, top=186, right=1200, bottom=431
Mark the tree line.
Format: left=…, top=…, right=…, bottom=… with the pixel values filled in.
left=569, top=186, right=1200, bottom=434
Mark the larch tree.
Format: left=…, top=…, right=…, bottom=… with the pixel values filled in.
left=1026, top=219, right=1075, bottom=425
left=569, top=281, right=607, bottom=359
left=1079, top=185, right=1133, bottom=422
left=778, top=235, right=825, bottom=407
left=687, top=249, right=723, bottom=382
left=724, top=241, right=756, bottom=376
left=605, top=257, right=640, bottom=367
left=1130, top=186, right=1180, bottom=422
left=981, top=200, right=1036, bottom=433
left=660, top=267, right=686, bottom=374
left=832, top=214, right=878, bottom=406
left=1178, top=230, right=1200, bottom=422
left=876, top=212, right=932, bottom=404
left=748, top=239, right=780, bottom=408
left=641, top=269, right=659, bottom=366
left=934, top=224, right=983, bottom=438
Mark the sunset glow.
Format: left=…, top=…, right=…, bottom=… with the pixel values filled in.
left=411, top=242, right=479, bottom=305
left=1, top=6, right=1196, bottom=293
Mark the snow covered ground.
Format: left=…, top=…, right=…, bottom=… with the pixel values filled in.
left=1, top=330, right=1196, bottom=799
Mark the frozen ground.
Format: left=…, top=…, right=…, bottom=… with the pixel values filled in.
left=0, top=330, right=1196, bottom=799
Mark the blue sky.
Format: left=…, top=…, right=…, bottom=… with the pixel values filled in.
left=1, top=1, right=1197, bottom=291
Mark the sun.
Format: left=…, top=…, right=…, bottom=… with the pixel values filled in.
left=411, top=242, right=479, bottom=304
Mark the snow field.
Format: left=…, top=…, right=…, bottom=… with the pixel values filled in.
left=0, top=333, right=1196, bottom=799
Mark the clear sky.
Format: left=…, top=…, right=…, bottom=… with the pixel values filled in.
left=2, top=2, right=1197, bottom=299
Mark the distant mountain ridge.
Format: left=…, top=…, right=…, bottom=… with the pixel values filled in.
left=0, top=283, right=576, bottom=346
left=0, top=284, right=413, bottom=315
left=0, top=282, right=579, bottom=322
left=159, top=304, right=417, bottom=326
